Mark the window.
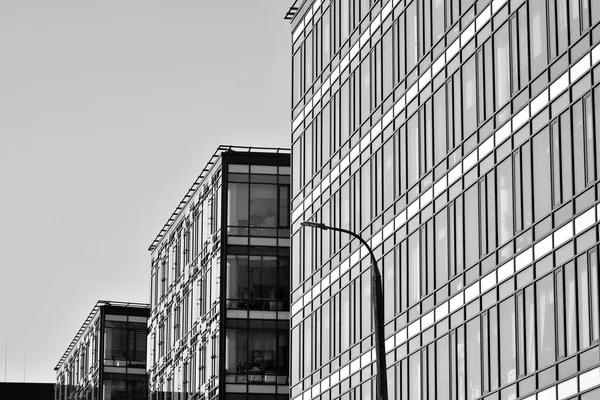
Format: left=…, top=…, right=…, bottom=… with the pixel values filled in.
left=226, top=320, right=289, bottom=384
left=529, top=0, right=548, bottom=76
left=536, top=275, right=555, bottom=371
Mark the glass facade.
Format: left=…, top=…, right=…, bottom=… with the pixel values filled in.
left=289, top=0, right=600, bottom=399
left=148, top=147, right=290, bottom=400
left=54, top=301, right=150, bottom=400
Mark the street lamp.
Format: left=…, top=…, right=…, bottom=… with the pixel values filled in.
left=300, top=221, right=389, bottom=400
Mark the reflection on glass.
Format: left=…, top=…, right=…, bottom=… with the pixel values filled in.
left=494, top=25, right=510, bottom=110
left=226, top=326, right=287, bottom=383
left=226, top=255, right=288, bottom=311
left=529, top=0, right=548, bottom=76
left=462, top=57, right=477, bottom=137
left=532, top=129, right=551, bottom=220
left=408, top=231, right=420, bottom=305
left=466, top=318, right=481, bottom=400
left=500, top=297, right=516, bottom=385
left=578, top=254, right=591, bottom=349
left=409, top=352, right=420, bottom=400
left=536, top=275, right=555, bottom=370
left=228, top=183, right=249, bottom=227
left=590, top=250, right=600, bottom=341
left=250, top=184, right=277, bottom=228
left=436, top=335, right=450, bottom=400
left=465, top=185, right=479, bottom=267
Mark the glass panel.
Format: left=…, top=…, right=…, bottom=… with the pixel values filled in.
left=482, top=313, right=490, bottom=392
left=323, top=8, right=330, bottom=63
left=227, top=255, right=248, bottom=306
left=437, top=335, right=450, bottom=400
left=383, top=138, right=395, bottom=209
left=228, top=183, right=249, bottom=227
left=249, top=184, right=278, bottom=228
left=341, top=286, right=350, bottom=351
left=590, top=250, right=600, bottom=342
left=529, top=0, right=548, bottom=76
left=340, top=0, right=349, bottom=42
left=494, top=24, right=510, bottom=109
left=406, top=2, right=418, bottom=72
left=249, top=256, right=278, bottom=304
left=497, top=158, right=513, bottom=245
left=384, top=250, right=395, bottom=322
left=490, top=306, right=499, bottom=390
left=383, top=28, right=393, bottom=100
left=292, top=50, right=301, bottom=105
left=104, top=321, right=128, bottom=366
left=560, top=112, right=573, bottom=201
left=557, top=0, right=569, bottom=54
left=303, top=316, right=312, bottom=377
left=435, top=210, right=449, bottom=288
left=225, top=328, right=247, bottom=374
left=514, top=151, right=523, bottom=232
left=555, top=269, right=566, bottom=358
left=340, top=81, right=349, bottom=145
left=360, top=58, right=370, bottom=124
left=578, top=254, right=591, bottom=349
left=279, top=186, right=289, bottom=227
left=466, top=318, right=481, bottom=400
left=570, top=0, right=581, bottom=43
left=551, top=121, right=562, bottom=205
left=409, top=351, right=421, bottom=400
left=103, top=380, right=126, bottom=400
left=516, top=292, right=526, bottom=376
left=457, top=327, right=466, bottom=400
left=361, top=270, right=372, bottom=339
left=432, top=0, right=445, bottom=43
left=409, top=230, right=420, bottom=305
left=525, top=286, right=536, bottom=373
left=434, top=87, right=447, bottom=164
left=536, top=275, right=556, bottom=369
left=518, top=7, right=530, bottom=87
left=521, top=143, right=533, bottom=228
left=500, top=297, right=517, bottom=385
left=573, top=100, right=586, bottom=193
left=407, top=113, right=419, bottom=188
left=584, top=95, right=596, bottom=184
left=463, top=57, right=477, bottom=137
left=532, top=129, right=551, bottom=220
left=465, top=185, right=479, bottom=268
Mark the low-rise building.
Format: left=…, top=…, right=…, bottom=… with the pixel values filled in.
left=54, top=300, right=150, bottom=400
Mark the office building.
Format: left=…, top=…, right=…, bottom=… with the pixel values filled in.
left=54, top=300, right=150, bottom=400
left=147, top=146, right=291, bottom=400
left=289, top=0, right=600, bottom=399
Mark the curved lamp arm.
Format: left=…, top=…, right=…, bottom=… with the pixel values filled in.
left=300, top=221, right=388, bottom=400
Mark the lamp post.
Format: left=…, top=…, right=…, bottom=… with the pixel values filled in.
left=300, top=221, right=388, bottom=400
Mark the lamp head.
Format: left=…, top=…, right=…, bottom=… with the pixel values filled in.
left=300, top=221, right=329, bottom=230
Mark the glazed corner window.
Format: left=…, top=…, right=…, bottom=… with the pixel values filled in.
left=104, top=318, right=147, bottom=367
left=224, top=320, right=289, bottom=384
left=226, top=254, right=289, bottom=311
left=104, top=320, right=128, bottom=366
left=228, top=183, right=287, bottom=229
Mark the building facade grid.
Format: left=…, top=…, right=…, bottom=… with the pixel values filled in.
left=290, top=0, right=600, bottom=399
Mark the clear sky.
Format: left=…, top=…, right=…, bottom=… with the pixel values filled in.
left=0, top=0, right=291, bottom=383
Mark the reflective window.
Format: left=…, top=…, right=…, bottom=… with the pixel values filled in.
left=529, top=0, right=548, bottom=76
left=536, top=275, right=555, bottom=370
left=225, top=320, right=289, bottom=384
